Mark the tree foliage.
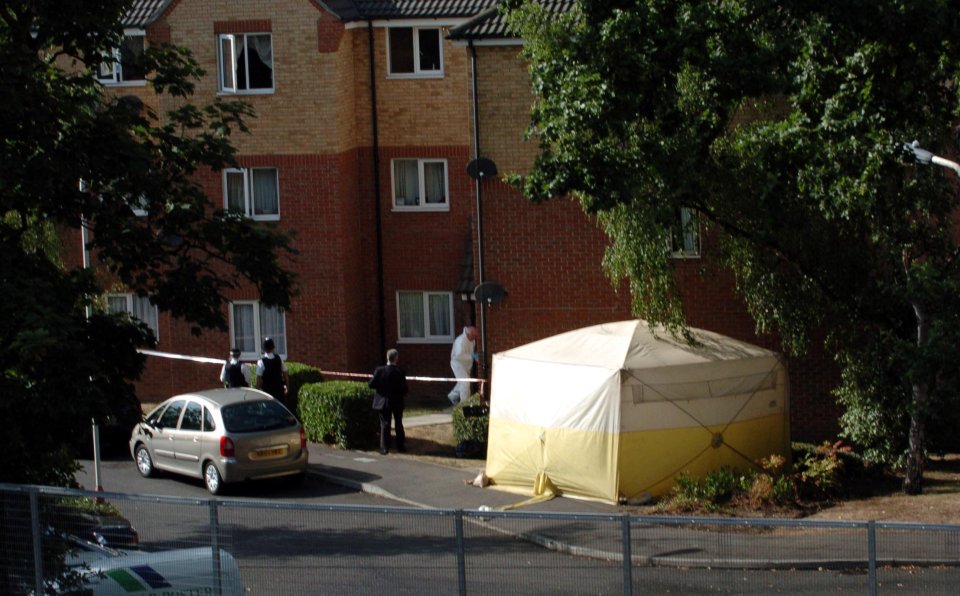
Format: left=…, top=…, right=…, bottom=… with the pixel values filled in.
left=0, top=1, right=296, bottom=484
left=505, top=0, right=960, bottom=492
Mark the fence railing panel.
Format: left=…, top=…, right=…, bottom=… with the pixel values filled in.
left=3, top=484, right=960, bottom=596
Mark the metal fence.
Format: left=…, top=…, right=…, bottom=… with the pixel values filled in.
left=1, top=483, right=958, bottom=595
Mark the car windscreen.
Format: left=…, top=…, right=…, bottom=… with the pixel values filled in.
left=220, top=400, right=297, bottom=433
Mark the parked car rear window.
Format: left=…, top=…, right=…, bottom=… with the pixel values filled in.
left=221, top=400, right=296, bottom=433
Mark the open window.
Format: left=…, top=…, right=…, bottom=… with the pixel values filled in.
left=218, top=33, right=274, bottom=93
left=97, top=32, right=147, bottom=84
left=223, top=168, right=280, bottom=220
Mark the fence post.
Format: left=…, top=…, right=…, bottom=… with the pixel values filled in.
left=621, top=515, right=633, bottom=596
left=30, top=487, right=43, bottom=595
left=455, top=510, right=466, bottom=596
left=867, top=520, right=877, bottom=596
left=210, top=499, right=222, bottom=596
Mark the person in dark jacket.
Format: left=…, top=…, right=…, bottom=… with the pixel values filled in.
left=256, top=337, right=289, bottom=405
left=368, top=348, right=408, bottom=455
left=220, top=348, right=250, bottom=388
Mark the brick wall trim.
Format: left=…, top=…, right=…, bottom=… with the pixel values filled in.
left=214, top=20, right=272, bottom=34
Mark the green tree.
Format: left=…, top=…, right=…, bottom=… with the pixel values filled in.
left=0, top=0, right=296, bottom=485
left=505, top=0, right=960, bottom=493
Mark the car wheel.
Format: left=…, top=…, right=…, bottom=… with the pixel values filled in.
left=135, top=445, right=154, bottom=478
left=204, top=462, right=223, bottom=495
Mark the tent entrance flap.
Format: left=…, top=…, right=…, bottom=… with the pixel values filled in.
left=486, top=418, right=620, bottom=503
left=496, top=472, right=558, bottom=511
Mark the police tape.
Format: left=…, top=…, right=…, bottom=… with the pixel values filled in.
left=138, top=349, right=487, bottom=386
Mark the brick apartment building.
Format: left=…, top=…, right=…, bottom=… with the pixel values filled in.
left=82, top=0, right=840, bottom=440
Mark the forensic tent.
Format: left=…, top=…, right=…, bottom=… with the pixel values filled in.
left=485, top=320, right=789, bottom=504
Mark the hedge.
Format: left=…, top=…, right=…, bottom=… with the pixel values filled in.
left=298, top=380, right=379, bottom=450
left=285, top=361, right=324, bottom=414
left=452, top=394, right=489, bottom=458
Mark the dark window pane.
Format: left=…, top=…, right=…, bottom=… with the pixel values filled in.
left=158, top=400, right=184, bottom=428
left=389, top=28, right=414, bottom=73
left=418, top=29, right=441, bottom=71
left=119, top=36, right=146, bottom=81
left=203, top=407, right=216, bottom=432
left=180, top=402, right=202, bottom=431
left=236, top=43, right=248, bottom=90
left=221, top=400, right=296, bottom=433
left=246, top=34, right=273, bottom=89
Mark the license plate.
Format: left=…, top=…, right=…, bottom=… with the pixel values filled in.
left=250, top=446, right=288, bottom=460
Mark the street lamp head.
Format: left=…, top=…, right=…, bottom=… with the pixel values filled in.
left=904, top=140, right=934, bottom=165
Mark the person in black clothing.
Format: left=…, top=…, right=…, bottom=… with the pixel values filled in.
left=256, top=337, right=289, bottom=405
left=220, top=348, right=250, bottom=388
left=368, top=348, right=408, bottom=454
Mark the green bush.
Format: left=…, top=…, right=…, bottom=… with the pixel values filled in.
left=452, top=393, right=489, bottom=444
left=286, top=361, right=324, bottom=415
left=668, top=468, right=752, bottom=511
left=298, top=381, right=379, bottom=450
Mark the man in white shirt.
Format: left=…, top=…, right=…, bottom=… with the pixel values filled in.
left=448, top=326, right=478, bottom=405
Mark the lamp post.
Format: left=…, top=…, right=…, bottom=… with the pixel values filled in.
left=900, top=138, right=959, bottom=494
left=904, top=140, right=960, bottom=177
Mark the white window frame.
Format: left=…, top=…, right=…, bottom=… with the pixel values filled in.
left=668, top=207, right=701, bottom=258
left=229, top=301, right=287, bottom=360
left=222, top=167, right=280, bottom=220
left=217, top=33, right=274, bottom=94
left=386, top=26, right=443, bottom=78
left=107, top=292, right=159, bottom=340
left=396, top=291, right=454, bottom=343
left=96, top=30, right=147, bottom=86
left=390, top=158, right=449, bottom=211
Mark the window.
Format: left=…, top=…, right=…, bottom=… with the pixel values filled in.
left=392, top=159, right=448, bottom=210
left=669, top=207, right=700, bottom=257
left=231, top=301, right=286, bottom=359
left=107, top=293, right=159, bottom=340
left=158, top=400, right=184, bottom=429
left=180, top=402, right=203, bottom=431
left=218, top=33, right=274, bottom=93
left=97, top=32, right=147, bottom=84
left=397, top=291, right=453, bottom=342
left=388, top=27, right=442, bottom=76
left=223, top=168, right=280, bottom=220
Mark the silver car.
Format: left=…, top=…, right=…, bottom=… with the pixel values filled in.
left=129, top=388, right=308, bottom=494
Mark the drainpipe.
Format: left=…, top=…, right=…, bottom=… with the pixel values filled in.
left=368, top=21, right=386, bottom=358
left=468, top=39, right=488, bottom=388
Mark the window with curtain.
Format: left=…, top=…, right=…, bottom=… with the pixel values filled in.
left=97, top=32, right=146, bottom=84
left=397, top=291, right=453, bottom=342
left=231, top=301, right=286, bottom=359
left=388, top=27, right=442, bottom=76
left=107, top=293, right=159, bottom=340
left=223, top=168, right=279, bottom=220
left=392, top=159, right=448, bottom=211
left=669, top=207, right=701, bottom=257
left=218, top=33, right=274, bottom=93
